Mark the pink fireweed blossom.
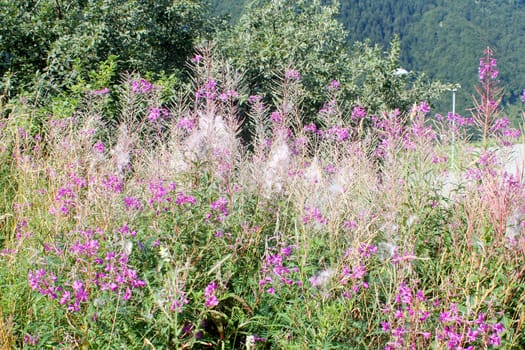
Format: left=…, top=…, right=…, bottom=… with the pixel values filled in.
left=478, top=48, right=499, bottom=81
left=248, top=94, right=263, bottom=104
left=285, top=69, right=301, bottom=81
left=131, top=78, right=153, bottom=94
left=196, top=79, right=218, bottom=100
left=24, top=334, right=39, bottom=346
left=92, top=140, right=105, bottom=153
left=270, top=111, right=283, bottom=124
left=303, top=122, right=317, bottom=133
left=102, top=174, right=124, bottom=193
left=416, top=101, right=430, bottom=114
left=123, top=196, right=142, bottom=210
left=177, top=117, right=195, bottom=132
left=210, top=197, right=229, bottom=218
left=351, top=105, right=367, bottom=120
left=170, top=291, right=189, bottom=313
left=191, top=54, right=203, bottom=63
left=259, top=243, right=300, bottom=294
left=302, top=206, right=328, bottom=226
left=91, top=87, right=110, bottom=96
left=147, top=107, right=170, bottom=123
left=327, top=79, right=340, bottom=91
left=219, top=89, right=239, bottom=101
left=175, top=192, right=197, bottom=205
left=204, top=282, right=219, bottom=308
left=319, top=100, right=337, bottom=115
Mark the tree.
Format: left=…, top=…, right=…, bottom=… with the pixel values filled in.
left=218, top=0, right=449, bottom=121
left=0, top=0, right=217, bottom=97
left=219, top=0, right=350, bottom=115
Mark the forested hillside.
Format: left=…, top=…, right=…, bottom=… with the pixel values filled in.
left=212, top=0, right=525, bottom=116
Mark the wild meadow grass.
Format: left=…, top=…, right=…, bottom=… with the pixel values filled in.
left=1, top=50, right=525, bottom=349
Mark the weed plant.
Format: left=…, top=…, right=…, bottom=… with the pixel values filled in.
left=1, top=48, right=525, bottom=349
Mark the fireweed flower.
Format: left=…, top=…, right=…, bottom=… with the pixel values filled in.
left=417, top=101, right=430, bottom=114
left=204, top=282, right=219, bottom=308
left=219, top=89, right=239, bottom=101
left=177, top=117, right=195, bottom=132
left=479, top=48, right=499, bottom=81
left=351, top=105, right=367, bottom=120
left=123, top=196, right=142, bottom=211
left=343, top=220, right=358, bottom=231
left=24, top=334, right=39, bottom=346
left=209, top=197, right=229, bottom=221
left=301, top=206, right=328, bottom=226
left=285, top=69, right=301, bottom=81
left=191, top=54, right=203, bottom=63
left=357, top=242, right=377, bottom=258
left=131, top=78, right=153, bottom=94
left=91, top=87, right=110, bottom=96
left=319, top=100, right=337, bottom=115
left=102, top=174, right=124, bottom=194
left=248, top=94, right=263, bottom=104
left=327, top=79, right=340, bottom=91
left=93, top=140, right=105, bottom=153
left=196, top=79, right=218, bottom=100
left=175, top=192, right=197, bottom=206
left=270, top=111, right=283, bottom=124
left=170, top=291, right=189, bottom=313
left=147, top=107, right=170, bottom=123
left=303, top=122, right=317, bottom=133
left=259, top=243, right=300, bottom=294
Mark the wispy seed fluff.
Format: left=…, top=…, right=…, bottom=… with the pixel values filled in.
left=185, top=110, right=237, bottom=174
left=111, top=124, right=135, bottom=174
left=262, top=132, right=291, bottom=195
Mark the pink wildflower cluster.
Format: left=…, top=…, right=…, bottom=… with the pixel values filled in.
left=176, top=117, right=196, bottom=132
left=92, top=140, right=105, bottom=154
left=479, top=47, right=499, bottom=81
left=382, top=281, right=432, bottom=349
left=284, top=69, right=301, bottom=81
left=50, top=172, right=88, bottom=216
left=319, top=99, right=337, bottom=116
left=28, top=228, right=146, bottom=313
left=248, top=94, right=266, bottom=114
left=301, top=206, right=328, bottom=226
left=339, top=243, right=377, bottom=298
left=147, top=107, right=170, bottom=123
left=381, top=278, right=505, bottom=349
left=437, top=304, right=505, bottom=349
left=195, top=79, right=239, bottom=103
left=327, top=79, right=340, bottom=91
left=131, top=78, right=153, bottom=94
left=170, top=290, right=189, bottom=313
left=351, top=105, right=367, bottom=120
left=207, top=197, right=229, bottom=222
left=259, top=244, right=301, bottom=295
left=101, top=174, right=124, bottom=194
left=324, top=125, right=350, bottom=142
left=204, top=282, right=219, bottom=308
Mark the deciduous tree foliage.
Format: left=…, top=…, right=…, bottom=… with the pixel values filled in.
left=218, top=0, right=449, bottom=119
left=0, top=0, right=216, bottom=96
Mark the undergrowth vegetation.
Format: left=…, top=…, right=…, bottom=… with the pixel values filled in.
left=1, top=47, right=525, bottom=349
